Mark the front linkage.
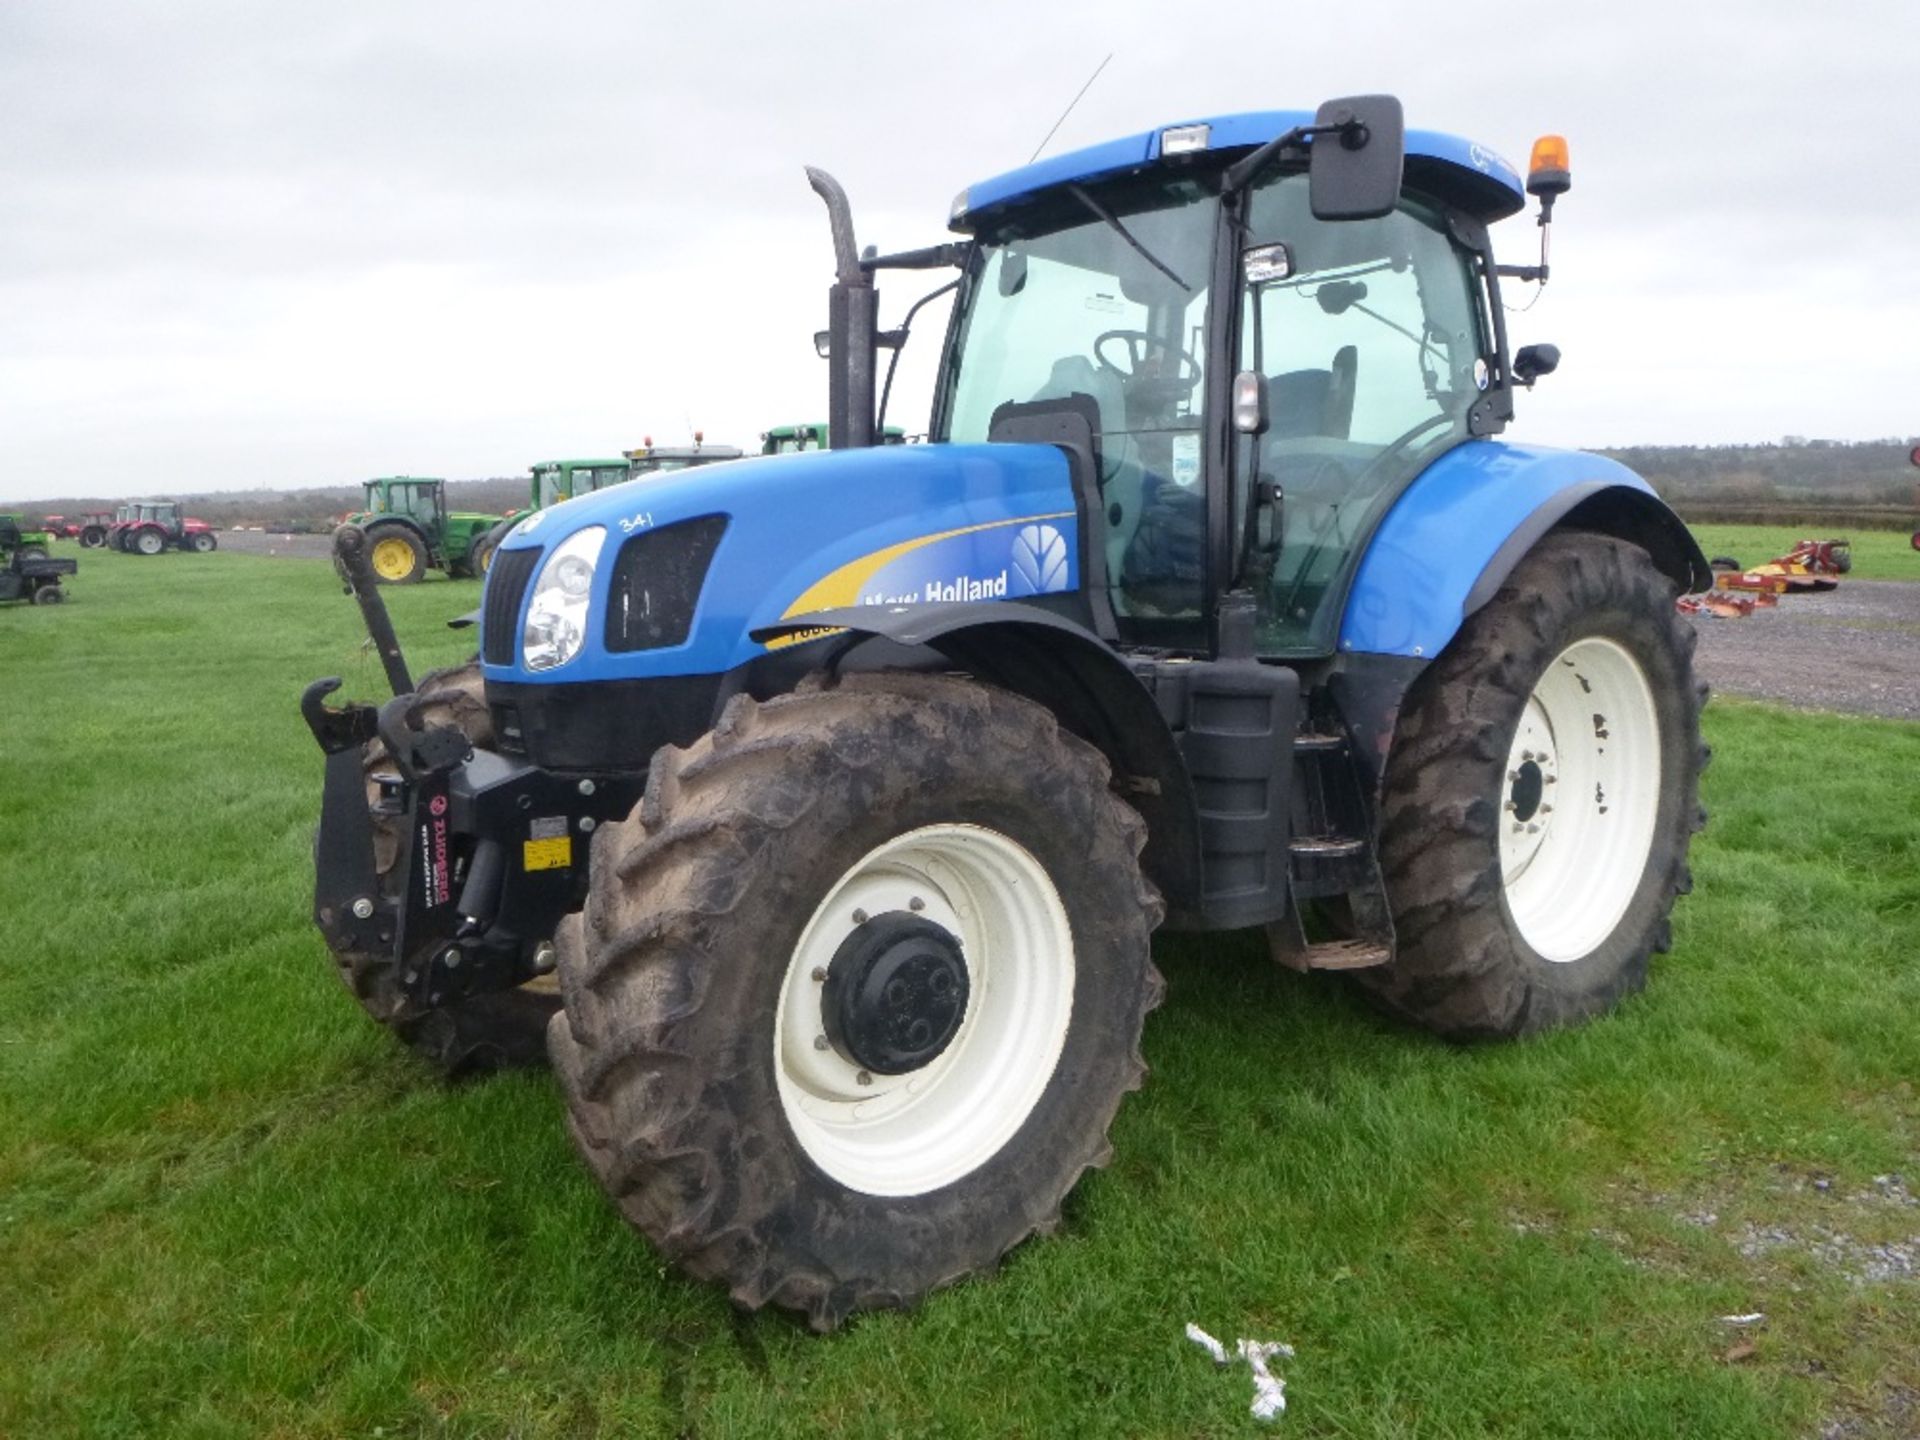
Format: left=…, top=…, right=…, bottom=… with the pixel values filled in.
left=303, top=525, right=636, bottom=1024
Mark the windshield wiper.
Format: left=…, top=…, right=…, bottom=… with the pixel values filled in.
left=1065, top=183, right=1190, bottom=294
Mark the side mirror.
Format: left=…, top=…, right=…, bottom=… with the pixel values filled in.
left=1309, top=95, right=1404, bottom=221
left=1512, top=343, right=1561, bottom=385
left=813, top=330, right=832, bottom=359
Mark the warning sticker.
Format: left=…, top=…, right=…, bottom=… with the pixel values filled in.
left=524, top=836, right=573, bottom=871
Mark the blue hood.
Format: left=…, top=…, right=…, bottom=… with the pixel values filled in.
left=488, top=444, right=1083, bottom=683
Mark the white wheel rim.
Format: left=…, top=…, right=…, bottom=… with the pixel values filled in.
left=1499, top=636, right=1662, bottom=963
left=773, top=824, right=1074, bottom=1197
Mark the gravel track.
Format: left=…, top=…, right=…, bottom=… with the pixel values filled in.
left=1687, top=579, right=1920, bottom=721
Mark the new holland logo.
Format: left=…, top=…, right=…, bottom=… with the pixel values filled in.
left=1011, top=523, right=1070, bottom=595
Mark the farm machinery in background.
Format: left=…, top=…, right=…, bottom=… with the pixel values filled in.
left=44, top=511, right=114, bottom=547
left=341, top=477, right=501, bottom=584
left=113, top=501, right=218, bottom=555
left=1682, top=537, right=1853, bottom=618
left=0, top=516, right=75, bottom=605
left=759, top=421, right=907, bottom=453
left=307, top=96, right=1717, bottom=1330
left=469, top=442, right=748, bottom=577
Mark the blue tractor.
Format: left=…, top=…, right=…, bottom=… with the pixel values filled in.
left=305, top=97, right=1709, bottom=1329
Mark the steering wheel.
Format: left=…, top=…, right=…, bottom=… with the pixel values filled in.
left=1094, top=330, right=1203, bottom=409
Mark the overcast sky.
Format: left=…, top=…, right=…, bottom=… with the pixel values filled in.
left=3, top=1, right=1915, bottom=503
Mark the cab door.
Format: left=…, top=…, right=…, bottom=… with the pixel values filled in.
left=1235, top=177, right=1490, bottom=656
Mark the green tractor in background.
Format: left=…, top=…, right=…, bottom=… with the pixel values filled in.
left=623, top=434, right=746, bottom=475
left=343, top=477, right=501, bottom=584
left=0, top=515, right=54, bottom=562
left=759, top=421, right=906, bottom=453
left=470, top=458, right=634, bottom=577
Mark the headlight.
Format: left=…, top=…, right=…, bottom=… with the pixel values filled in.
left=522, top=525, right=604, bottom=671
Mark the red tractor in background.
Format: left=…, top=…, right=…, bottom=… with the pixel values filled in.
left=121, top=501, right=218, bottom=555
left=1910, top=444, right=1919, bottom=552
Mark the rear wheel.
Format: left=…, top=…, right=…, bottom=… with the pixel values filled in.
left=80, top=527, right=106, bottom=548
left=133, top=529, right=164, bottom=556
left=1355, top=533, right=1707, bottom=1039
left=551, top=672, right=1164, bottom=1330
left=366, top=524, right=427, bottom=584
left=328, top=662, right=558, bottom=1072
left=31, top=584, right=63, bottom=605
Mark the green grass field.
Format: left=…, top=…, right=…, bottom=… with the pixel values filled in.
left=1686, top=524, right=1919, bottom=583
left=3, top=549, right=1917, bottom=1438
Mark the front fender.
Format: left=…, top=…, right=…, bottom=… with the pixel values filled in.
left=755, top=601, right=1203, bottom=915
left=1340, top=441, right=1707, bottom=659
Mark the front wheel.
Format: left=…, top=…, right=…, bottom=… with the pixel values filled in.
left=551, top=672, right=1164, bottom=1330
left=190, top=532, right=217, bottom=553
left=365, top=524, right=427, bottom=584
left=1354, top=533, right=1708, bottom=1039
left=31, top=584, right=63, bottom=605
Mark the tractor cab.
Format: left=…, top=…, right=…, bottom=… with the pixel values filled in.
left=759, top=422, right=906, bottom=454
left=623, top=437, right=745, bottom=478
left=928, top=111, right=1540, bottom=654
left=531, top=459, right=632, bottom=510
left=359, top=477, right=446, bottom=529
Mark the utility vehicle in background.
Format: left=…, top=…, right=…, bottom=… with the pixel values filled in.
left=341, top=477, right=500, bottom=584
left=1, top=517, right=75, bottom=604
left=0, top=515, right=54, bottom=561
left=307, top=97, right=1709, bottom=1330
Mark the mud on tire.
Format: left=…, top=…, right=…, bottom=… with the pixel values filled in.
left=550, top=671, right=1165, bottom=1330
left=1353, top=533, right=1708, bottom=1039
left=330, top=660, right=558, bottom=1072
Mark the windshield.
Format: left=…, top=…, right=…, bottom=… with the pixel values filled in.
left=941, top=175, right=1217, bottom=628
left=536, top=468, right=567, bottom=507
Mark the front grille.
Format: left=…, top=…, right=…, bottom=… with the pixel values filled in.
left=482, top=546, right=542, bottom=665
left=604, top=516, right=729, bottom=653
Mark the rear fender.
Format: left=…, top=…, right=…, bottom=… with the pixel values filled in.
left=1340, top=441, right=1708, bottom=660
left=752, top=602, right=1203, bottom=913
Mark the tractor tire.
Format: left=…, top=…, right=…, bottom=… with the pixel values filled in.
left=469, top=536, right=495, bottom=579
left=80, top=527, right=106, bottom=549
left=550, top=672, right=1164, bottom=1331
left=190, top=532, right=217, bottom=553
left=1353, top=533, right=1708, bottom=1040
left=133, top=529, right=165, bottom=556
left=31, top=584, right=63, bottom=606
left=330, top=661, right=558, bottom=1072
left=365, top=524, right=427, bottom=585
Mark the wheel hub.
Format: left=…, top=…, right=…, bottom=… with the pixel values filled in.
left=822, top=913, right=969, bottom=1075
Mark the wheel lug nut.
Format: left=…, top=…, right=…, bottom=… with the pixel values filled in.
left=851, top=908, right=868, bottom=925
left=813, top=1035, right=830, bottom=1051
left=350, top=896, right=374, bottom=919
left=855, top=1070, right=872, bottom=1087
left=1504, top=801, right=1516, bottom=812
left=1526, top=823, right=1539, bottom=834
left=810, top=966, right=828, bottom=982
left=909, top=896, right=925, bottom=912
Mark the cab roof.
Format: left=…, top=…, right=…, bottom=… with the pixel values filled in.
left=952, top=109, right=1526, bottom=230
left=533, top=458, right=629, bottom=470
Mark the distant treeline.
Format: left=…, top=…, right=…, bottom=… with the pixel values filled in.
left=15, top=439, right=1919, bottom=532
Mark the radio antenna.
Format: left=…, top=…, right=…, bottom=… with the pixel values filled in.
left=1028, top=53, right=1113, bottom=164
